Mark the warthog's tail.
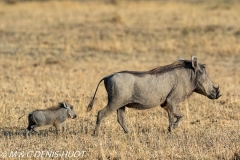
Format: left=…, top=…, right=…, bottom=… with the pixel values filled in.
left=87, top=77, right=106, bottom=112
left=18, top=113, right=27, bottom=121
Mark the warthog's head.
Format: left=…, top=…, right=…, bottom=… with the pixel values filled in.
left=192, top=56, right=221, bottom=100
left=59, top=102, right=77, bottom=119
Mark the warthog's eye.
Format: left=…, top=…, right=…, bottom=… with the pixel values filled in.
left=70, top=106, right=73, bottom=109
left=199, top=64, right=206, bottom=73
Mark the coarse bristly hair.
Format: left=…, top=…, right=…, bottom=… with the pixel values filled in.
left=118, top=60, right=200, bottom=76
left=36, top=102, right=68, bottom=111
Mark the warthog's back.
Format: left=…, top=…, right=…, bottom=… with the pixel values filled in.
left=105, top=70, right=183, bottom=109
left=31, top=108, right=67, bottom=125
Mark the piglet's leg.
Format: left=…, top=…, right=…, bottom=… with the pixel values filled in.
left=54, top=122, right=61, bottom=135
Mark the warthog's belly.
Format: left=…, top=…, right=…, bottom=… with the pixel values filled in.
left=126, top=103, right=157, bottom=110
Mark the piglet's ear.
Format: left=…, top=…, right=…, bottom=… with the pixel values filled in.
left=58, top=102, right=66, bottom=108
left=178, top=57, right=184, bottom=61
left=63, top=102, right=68, bottom=108
left=191, top=55, right=198, bottom=70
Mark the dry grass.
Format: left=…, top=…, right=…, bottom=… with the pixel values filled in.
left=0, top=0, right=240, bottom=159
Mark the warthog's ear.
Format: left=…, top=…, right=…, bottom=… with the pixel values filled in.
left=59, top=102, right=68, bottom=109
left=63, top=102, right=68, bottom=109
left=59, top=102, right=63, bottom=108
left=191, top=55, right=198, bottom=70
left=178, top=57, right=184, bottom=61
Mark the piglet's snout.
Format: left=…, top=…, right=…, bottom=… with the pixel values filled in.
left=73, top=115, right=77, bottom=119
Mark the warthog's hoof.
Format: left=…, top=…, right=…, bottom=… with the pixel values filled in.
left=168, top=126, right=172, bottom=133
left=24, top=134, right=29, bottom=138
left=123, top=129, right=129, bottom=134
left=173, top=123, right=179, bottom=129
left=91, top=133, right=98, bottom=137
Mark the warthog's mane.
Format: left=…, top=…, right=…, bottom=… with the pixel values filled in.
left=36, top=105, right=62, bottom=111
left=147, top=60, right=193, bottom=75
left=119, top=60, right=196, bottom=76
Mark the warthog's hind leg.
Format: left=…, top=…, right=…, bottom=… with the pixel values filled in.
left=25, top=128, right=30, bottom=137
left=117, top=106, right=129, bottom=134
left=26, top=115, right=35, bottom=137
left=31, top=124, right=43, bottom=134
left=94, top=105, right=114, bottom=136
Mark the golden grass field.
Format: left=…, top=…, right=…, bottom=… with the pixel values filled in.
left=0, top=0, right=240, bottom=159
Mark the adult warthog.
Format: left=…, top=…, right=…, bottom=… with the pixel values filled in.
left=25, top=102, right=77, bottom=136
left=87, top=56, right=221, bottom=135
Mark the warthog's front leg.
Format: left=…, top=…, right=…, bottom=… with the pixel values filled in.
left=172, top=106, right=183, bottom=129
left=164, top=103, right=183, bottom=132
left=166, top=109, right=175, bottom=132
left=117, top=106, right=129, bottom=133
left=61, top=123, right=66, bottom=133
left=54, top=122, right=61, bottom=135
left=173, top=116, right=183, bottom=129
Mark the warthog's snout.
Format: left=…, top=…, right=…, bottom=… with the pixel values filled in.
left=73, top=115, right=77, bottom=119
left=68, top=114, right=77, bottom=119
left=208, top=85, right=221, bottom=99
